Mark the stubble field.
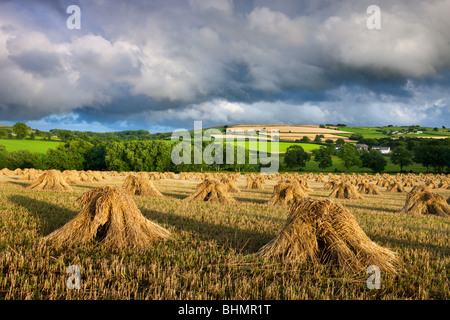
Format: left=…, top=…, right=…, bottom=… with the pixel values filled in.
left=0, top=173, right=448, bottom=300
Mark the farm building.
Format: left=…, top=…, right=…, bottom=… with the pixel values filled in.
left=355, top=144, right=369, bottom=151
left=372, top=146, right=391, bottom=154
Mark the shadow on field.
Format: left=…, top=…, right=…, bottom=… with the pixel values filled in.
left=8, top=180, right=31, bottom=188
left=8, top=194, right=277, bottom=254
left=8, top=195, right=78, bottom=236
left=141, top=208, right=276, bottom=254
left=369, top=234, right=450, bottom=254
left=72, top=185, right=97, bottom=190
left=345, top=203, right=398, bottom=213
left=233, top=196, right=268, bottom=204
left=160, top=192, right=190, bottom=200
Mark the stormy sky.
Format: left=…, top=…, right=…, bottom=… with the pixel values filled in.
left=0, top=0, right=449, bottom=132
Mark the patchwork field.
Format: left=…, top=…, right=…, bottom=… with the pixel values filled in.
left=225, top=124, right=351, bottom=142
left=0, top=170, right=448, bottom=300
left=227, top=124, right=350, bottom=134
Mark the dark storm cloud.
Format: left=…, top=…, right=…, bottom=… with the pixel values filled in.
left=0, top=0, right=449, bottom=131
left=9, top=50, right=64, bottom=78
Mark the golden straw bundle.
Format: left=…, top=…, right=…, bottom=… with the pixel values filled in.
left=44, top=186, right=170, bottom=249
left=256, top=198, right=398, bottom=272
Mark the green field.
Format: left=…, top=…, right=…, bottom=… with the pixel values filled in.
left=335, top=127, right=389, bottom=138
left=336, top=126, right=450, bottom=139
left=167, top=139, right=323, bottom=154
left=238, top=141, right=322, bottom=153
left=0, top=139, right=61, bottom=155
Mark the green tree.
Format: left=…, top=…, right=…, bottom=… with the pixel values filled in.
left=53, top=129, right=73, bottom=142
left=314, top=147, right=333, bottom=169
left=314, top=135, right=322, bottom=143
left=84, top=143, right=107, bottom=170
left=284, top=145, right=310, bottom=169
left=221, top=143, right=252, bottom=173
left=390, top=146, right=413, bottom=171
left=7, top=150, right=43, bottom=169
left=300, top=136, right=311, bottom=143
left=339, top=143, right=362, bottom=171
left=44, top=138, right=94, bottom=170
left=363, top=138, right=378, bottom=147
left=104, top=141, right=129, bottom=172
left=12, top=123, right=30, bottom=139
left=413, top=144, right=450, bottom=172
left=413, top=144, right=434, bottom=172
left=335, top=138, right=345, bottom=148
left=349, top=133, right=364, bottom=141
left=0, top=145, right=9, bottom=168
left=105, top=140, right=172, bottom=172
left=360, top=149, right=387, bottom=173
left=325, top=143, right=337, bottom=156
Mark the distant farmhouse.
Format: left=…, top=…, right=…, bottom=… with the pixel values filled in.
left=391, top=130, right=422, bottom=135
left=356, top=144, right=391, bottom=154
left=371, top=146, right=391, bottom=154
left=355, top=144, right=369, bottom=151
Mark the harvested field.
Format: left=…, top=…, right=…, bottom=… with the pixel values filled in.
left=0, top=171, right=448, bottom=299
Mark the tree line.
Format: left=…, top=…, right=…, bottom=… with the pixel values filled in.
left=283, top=138, right=450, bottom=173
left=0, top=133, right=449, bottom=173
left=0, top=136, right=262, bottom=173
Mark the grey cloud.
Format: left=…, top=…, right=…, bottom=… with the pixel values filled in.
left=0, top=0, right=449, bottom=129
left=9, top=50, right=64, bottom=78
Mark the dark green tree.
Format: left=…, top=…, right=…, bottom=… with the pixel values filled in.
left=360, top=149, right=387, bottom=173
left=84, top=143, right=107, bottom=170
left=339, top=143, right=362, bottom=171
left=105, top=140, right=172, bottom=172
left=7, top=150, right=42, bottom=169
left=0, top=145, right=9, bottom=168
left=44, top=138, right=94, bottom=170
left=335, top=138, right=345, bottom=148
left=413, top=144, right=450, bottom=172
left=221, top=143, right=252, bottom=172
left=284, top=145, right=310, bottom=169
left=349, top=133, right=364, bottom=141
left=314, top=135, right=322, bottom=143
left=52, top=129, right=73, bottom=142
left=412, top=143, right=450, bottom=172
left=314, top=147, right=333, bottom=169
left=300, top=136, right=310, bottom=143
left=390, top=146, right=413, bottom=171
